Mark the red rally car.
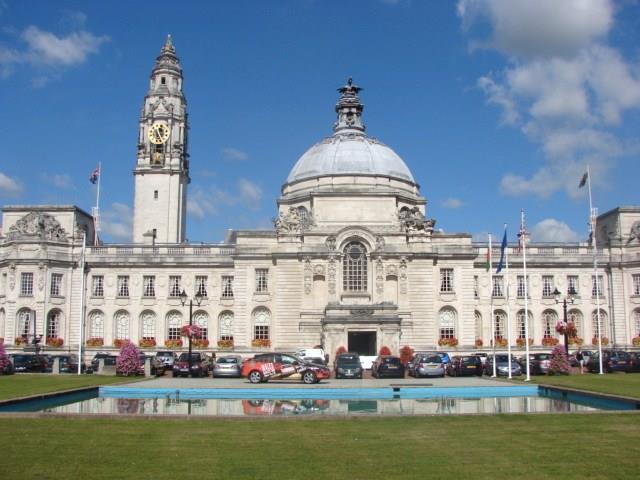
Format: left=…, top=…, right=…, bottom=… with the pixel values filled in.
left=241, top=353, right=331, bottom=384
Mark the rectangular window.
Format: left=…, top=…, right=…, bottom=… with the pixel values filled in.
left=154, top=190, right=158, bottom=200
left=195, top=276, right=208, bottom=297
left=254, top=325, right=270, bottom=340
left=143, top=276, right=156, bottom=297
left=221, top=275, right=234, bottom=299
left=473, top=276, right=479, bottom=299
left=592, top=275, right=604, bottom=297
left=117, top=276, right=130, bottom=297
left=632, top=274, right=640, bottom=296
left=440, top=268, right=454, bottom=293
left=50, top=273, right=63, bottom=296
left=91, top=275, right=104, bottom=297
left=1, top=272, right=6, bottom=296
left=516, top=275, right=529, bottom=298
left=492, top=276, right=504, bottom=297
left=542, top=276, right=554, bottom=297
left=20, top=272, right=34, bottom=296
left=255, top=269, right=268, bottom=293
left=169, top=275, right=182, bottom=298
left=568, top=275, right=579, bottom=296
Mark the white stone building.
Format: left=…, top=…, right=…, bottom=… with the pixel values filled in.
left=1, top=37, right=640, bottom=361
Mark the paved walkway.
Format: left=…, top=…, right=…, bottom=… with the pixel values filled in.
left=122, top=374, right=508, bottom=389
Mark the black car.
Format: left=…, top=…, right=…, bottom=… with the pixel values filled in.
left=334, top=353, right=363, bottom=379
left=172, top=352, right=211, bottom=377
left=447, top=355, right=482, bottom=377
left=1, top=357, right=15, bottom=375
left=628, top=352, right=640, bottom=373
left=587, top=350, right=631, bottom=373
left=88, top=353, right=117, bottom=374
left=53, top=354, right=83, bottom=373
left=11, top=354, right=49, bottom=373
left=371, top=355, right=405, bottom=378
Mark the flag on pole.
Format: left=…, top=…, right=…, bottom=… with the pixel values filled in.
left=496, top=226, right=507, bottom=274
left=89, top=165, right=100, bottom=184
left=578, top=171, right=588, bottom=188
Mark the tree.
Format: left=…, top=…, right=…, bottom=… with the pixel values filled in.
left=399, top=345, right=414, bottom=366
left=116, top=341, right=141, bottom=376
left=548, top=344, right=570, bottom=375
left=0, top=342, right=10, bottom=374
left=379, top=345, right=392, bottom=356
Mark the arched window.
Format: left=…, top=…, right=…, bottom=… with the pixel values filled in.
left=297, top=206, right=310, bottom=224
left=253, top=307, right=271, bottom=340
left=114, top=310, right=130, bottom=340
left=16, top=308, right=33, bottom=338
left=46, top=310, right=61, bottom=339
left=88, top=310, right=104, bottom=339
left=541, top=310, right=558, bottom=339
left=166, top=311, right=182, bottom=341
left=193, top=311, right=209, bottom=340
left=567, top=309, right=583, bottom=338
left=218, top=311, right=234, bottom=341
left=493, top=310, right=506, bottom=339
left=343, top=241, right=367, bottom=292
left=634, top=308, right=640, bottom=337
left=140, top=310, right=156, bottom=340
left=474, top=311, right=482, bottom=340
left=439, top=307, right=457, bottom=339
left=592, top=309, right=608, bottom=339
left=516, top=310, right=532, bottom=339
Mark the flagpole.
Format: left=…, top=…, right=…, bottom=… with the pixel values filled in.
left=504, top=224, right=513, bottom=379
left=93, top=162, right=101, bottom=246
left=77, top=230, right=87, bottom=375
left=489, top=234, right=496, bottom=377
left=521, top=210, right=531, bottom=382
left=586, top=165, right=604, bottom=375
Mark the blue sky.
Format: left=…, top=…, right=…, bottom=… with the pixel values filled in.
left=1, top=0, right=639, bottom=244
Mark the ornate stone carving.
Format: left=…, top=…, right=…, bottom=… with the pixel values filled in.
left=325, top=235, right=336, bottom=251
left=399, top=257, right=408, bottom=294
left=386, top=264, right=398, bottom=276
left=303, top=257, right=312, bottom=295
left=328, top=256, right=337, bottom=295
left=7, top=212, right=69, bottom=242
left=38, top=262, right=46, bottom=292
left=274, top=207, right=315, bottom=234
left=8, top=263, right=16, bottom=291
left=313, top=264, right=326, bottom=276
left=627, top=221, right=640, bottom=245
left=350, top=308, right=374, bottom=316
left=376, top=257, right=384, bottom=294
left=398, top=207, right=436, bottom=233
left=375, top=235, right=385, bottom=251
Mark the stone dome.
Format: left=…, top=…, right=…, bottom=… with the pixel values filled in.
left=284, top=78, right=416, bottom=186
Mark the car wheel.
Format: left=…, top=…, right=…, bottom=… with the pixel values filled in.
left=302, top=371, right=317, bottom=384
left=248, top=370, right=263, bottom=384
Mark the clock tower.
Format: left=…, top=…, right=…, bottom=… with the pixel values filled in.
left=133, top=35, right=189, bottom=244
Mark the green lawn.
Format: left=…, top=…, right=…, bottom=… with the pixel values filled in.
left=509, top=373, right=640, bottom=399
left=0, top=414, right=638, bottom=479
left=0, top=375, right=143, bottom=401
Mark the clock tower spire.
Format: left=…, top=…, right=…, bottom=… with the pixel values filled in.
left=133, top=35, right=189, bottom=244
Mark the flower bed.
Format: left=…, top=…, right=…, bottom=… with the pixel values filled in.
left=542, top=337, right=559, bottom=347
left=86, top=337, right=104, bottom=347
left=516, top=337, right=533, bottom=347
left=379, top=345, right=392, bottom=355
left=399, top=345, right=414, bottom=366
left=474, top=338, right=483, bottom=348
left=46, top=337, right=64, bottom=347
left=192, top=338, right=210, bottom=348
left=113, top=339, right=128, bottom=348
left=633, top=336, right=640, bottom=347
left=491, top=337, right=508, bottom=348
left=251, top=338, right=271, bottom=348
left=139, top=338, right=156, bottom=348
left=14, top=336, right=28, bottom=346
left=217, top=339, right=234, bottom=348
left=592, top=336, right=609, bottom=346
left=164, top=339, right=183, bottom=348
left=568, top=336, right=583, bottom=346
left=438, top=338, right=458, bottom=347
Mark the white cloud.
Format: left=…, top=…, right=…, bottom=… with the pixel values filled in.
left=531, top=218, right=580, bottom=243
left=0, top=23, right=109, bottom=81
left=459, top=0, right=640, bottom=199
left=441, top=198, right=464, bottom=208
left=187, top=179, right=263, bottom=219
left=0, top=171, right=22, bottom=196
left=458, top=0, right=612, bottom=58
left=40, top=172, right=73, bottom=189
left=221, top=147, right=249, bottom=161
left=100, top=202, right=132, bottom=242
left=237, top=178, right=262, bottom=209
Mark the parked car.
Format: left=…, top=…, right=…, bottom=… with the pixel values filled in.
left=137, top=355, right=165, bottom=376
left=10, top=354, right=49, bottom=373
left=88, top=353, right=117, bottom=374
left=302, top=356, right=327, bottom=366
left=295, top=348, right=326, bottom=363
left=587, top=350, right=631, bottom=373
left=334, top=352, right=363, bottom=379
left=484, top=355, right=522, bottom=377
left=241, top=353, right=330, bottom=384
left=172, top=352, right=211, bottom=377
left=371, top=355, right=405, bottom=378
left=518, top=353, right=552, bottom=375
left=53, top=354, right=84, bottom=373
left=1, top=357, right=15, bottom=375
left=212, top=355, right=243, bottom=378
left=628, top=352, right=640, bottom=373
left=408, top=353, right=445, bottom=378
left=438, top=352, right=451, bottom=365
left=447, top=355, right=482, bottom=377
left=155, top=351, right=177, bottom=368
left=472, top=352, right=488, bottom=366
left=569, top=350, right=594, bottom=367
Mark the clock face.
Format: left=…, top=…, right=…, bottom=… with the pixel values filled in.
left=148, top=122, right=170, bottom=144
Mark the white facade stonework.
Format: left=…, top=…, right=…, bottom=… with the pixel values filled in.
left=2, top=39, right=640, bottom=361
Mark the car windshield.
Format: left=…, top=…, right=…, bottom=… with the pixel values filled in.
left=422, top=355, right=442, bottom=363
left=178, top=353, right=201, bottom=361
left=337, top=356, right=360, bottom=365
left=216, top=357, right=238, bottom=364
left=536, top=354, right=551, bottom=360
left=495, top=355, right=511, bottom=362
left=461, top=357, right=477, bottom=363
left=382, top=357, right=401, bottom=364
left=12, top=355, right=33, bottom=363
left=156, top=352, right=172, bottom=358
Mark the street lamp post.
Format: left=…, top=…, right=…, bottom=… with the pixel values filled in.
left=553, top=287, right=577, bottom=356
left=180, top=289, right=203, bottom=377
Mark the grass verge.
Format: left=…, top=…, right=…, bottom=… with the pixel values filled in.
left=0, top=414, right=638, bottom=479
left=0, top=375, right=144, bottom=401
left=509, top=372, right=640, bottom=399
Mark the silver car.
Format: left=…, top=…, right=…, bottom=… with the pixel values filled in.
left=212, top=355, right=242, bottom=378
left=409, top=353, right=445, bottom=378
